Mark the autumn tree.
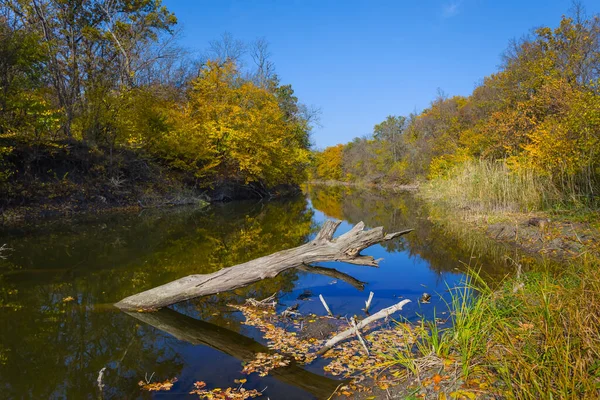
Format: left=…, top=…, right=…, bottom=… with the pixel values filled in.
left=312, top=144, right=344, bottom=181
left=373, top=115, right=406, bottom=163
left=328, top=5, right=599, bottom=201
left=0, top=16, right=57, bottom=139
left=2, top=0, right=177, bottom=139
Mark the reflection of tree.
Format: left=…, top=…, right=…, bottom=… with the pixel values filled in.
left=0, top=196, right=314, bottom=398
left=127, top=308, right=345, bottom=399
left=0, top=293, right=184, bottom=398
left=306, top=185, right=345, bottom=220
left=308, top=185, right=527, bottom=280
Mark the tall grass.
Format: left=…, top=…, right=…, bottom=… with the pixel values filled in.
left=379, top=258, right=600, bottom=398
left=422, top=160, right=566, bottom=213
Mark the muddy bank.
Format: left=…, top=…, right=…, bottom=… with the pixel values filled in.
left=429, top=210, right=600, bottom=261
left=0, top=183, right=301, bottom=225
left=484, top=216, right=598, bottom=258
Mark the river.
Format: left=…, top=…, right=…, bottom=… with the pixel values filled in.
left=0, top=185, right=534, bottom=399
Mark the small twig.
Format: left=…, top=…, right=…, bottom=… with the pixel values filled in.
left=0, top=243, right=12, bottom=260
left=144, top=371, right=155, bottom=384
left=351, top=316, right=369, bottom=355
left=327, top=383, right=345, bottom=400
left=570, top=223, right=584, bottom=245
left=260, top=292, right=278, bottom=303
left=281, top=303, right=300, bottom=318
left=319, top=294, right=333, bottom=316
left=97, top=367, right=106, bottom=395
left=246, top=292, right=278, bottom=308
left=364, top=291, right=374, bottom=314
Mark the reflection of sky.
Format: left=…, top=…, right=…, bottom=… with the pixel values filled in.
left=282, top=207, right=465, bottom=325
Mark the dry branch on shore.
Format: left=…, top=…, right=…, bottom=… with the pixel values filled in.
left=317, top=299, right=412, bottom=355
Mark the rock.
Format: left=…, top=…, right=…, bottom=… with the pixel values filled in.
left=297, top=289, right=313, bottom=301
left=528, top=217, right=550, bottom=228
left=420, top=293, right=431, bottom=303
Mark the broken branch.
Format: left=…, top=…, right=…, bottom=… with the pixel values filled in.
left=351, top=317, right=369, bottom=355
left=319, top=294, right=333, bottom=317
left=317, top=299, right=411, bottom=355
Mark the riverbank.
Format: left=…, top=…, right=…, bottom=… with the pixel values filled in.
left=380, top=183, right=600, bottom=397
left=307, top=180, right=419, bottom=192
left=421, top=160, right=599, bottom=260
left=309, top=179, right=600, bottom=262
left=0, top=138, right=301, bottom=224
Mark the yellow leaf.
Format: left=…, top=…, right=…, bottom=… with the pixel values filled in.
left=450, top=390, right=477, bottom=399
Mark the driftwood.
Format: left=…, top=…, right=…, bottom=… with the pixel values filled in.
left=115, top=220, right=412, bottom=311
left=364, top=291, right=374, bottom=314
left=317, top=299, right=411, bottom=355
left=351, top=316, right=370, bottom=355
left=126, top=308, right=345, bottom=399
left=319, top=294, right=333, bottom=316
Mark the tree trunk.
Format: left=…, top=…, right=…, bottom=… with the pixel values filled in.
left=114, top=220, right=412, bottom=311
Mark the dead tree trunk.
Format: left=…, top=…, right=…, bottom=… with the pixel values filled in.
left=115, top=221, right=412, bottom=311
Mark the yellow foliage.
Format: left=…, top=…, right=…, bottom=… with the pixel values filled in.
left=312, top=144, right=344, bottom=181
left=107, top=60, right=311, bottom=187
left=182, top=61, right=310, bottom=185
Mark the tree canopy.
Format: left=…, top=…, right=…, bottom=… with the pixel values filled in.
left=311, top=9, right=600, bottom=204
left=0, top=0, right=314, bottom=198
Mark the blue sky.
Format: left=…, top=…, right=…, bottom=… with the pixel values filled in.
left=163, top=0, right=600, bottom=148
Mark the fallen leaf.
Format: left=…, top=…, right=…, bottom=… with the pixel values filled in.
left=139, top=377, right=177, bottom=392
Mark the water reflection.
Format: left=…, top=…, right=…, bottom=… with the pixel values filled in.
left=307, top=184, right=529, bottom=279
left=0, top=187, right=535, bottom=399
left=0, top=198, right=315, bottom=399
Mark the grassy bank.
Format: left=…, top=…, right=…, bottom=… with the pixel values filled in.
left=421, top=159, right=598, bottom=219
left=307, top=180, right=419, bottom=192
left=419, top=160, right=600, bottom=260
left=365, top=161, right=600, bottom=398
left=374, top=256, right=600, bottom=399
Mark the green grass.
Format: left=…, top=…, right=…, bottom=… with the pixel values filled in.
left=380, top=257, right=600, bottom=398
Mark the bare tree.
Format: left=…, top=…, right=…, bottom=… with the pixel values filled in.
left=207, top=32, right=246, bottom=64
left=250, top=37, right=275, bottom=87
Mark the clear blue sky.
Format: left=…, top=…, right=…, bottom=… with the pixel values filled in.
left=163, top=0, right=600, bottom=149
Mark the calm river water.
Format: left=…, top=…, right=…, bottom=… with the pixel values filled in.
left=0, top=185, right=532, bottom=399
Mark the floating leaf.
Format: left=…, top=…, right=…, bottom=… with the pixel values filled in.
left=139, top=377, right=177, bottom=392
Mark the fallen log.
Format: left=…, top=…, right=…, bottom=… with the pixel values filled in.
left=317, top=299, right=411, bottom=355
left=115, top=220, right=412, bottom=311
